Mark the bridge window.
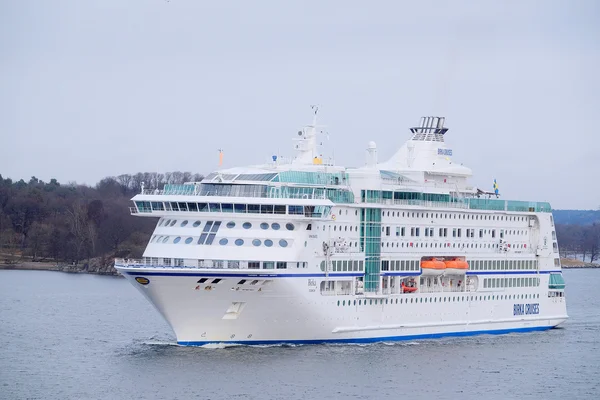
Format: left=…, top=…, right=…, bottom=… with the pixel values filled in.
left=263, top=262, right=274, bottom=269
left=274, top=205, right=286, bottom=214
left=289, top=206, right=303, bottom=215
left=260, top=204, right=274, bottom=214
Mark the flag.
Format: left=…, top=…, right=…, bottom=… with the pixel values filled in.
left=218, top=149, right=223, bottom=167
left=493, top=179, right=499, bottom=195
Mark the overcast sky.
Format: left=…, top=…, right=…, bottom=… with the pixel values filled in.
left=1, top=0, right=598, bottom=209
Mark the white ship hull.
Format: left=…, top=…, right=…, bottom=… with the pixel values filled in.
left=119, top=267, right=568, bottom=345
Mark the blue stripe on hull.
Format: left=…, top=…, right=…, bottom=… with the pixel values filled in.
left=177, top=325, right=556, bottom=346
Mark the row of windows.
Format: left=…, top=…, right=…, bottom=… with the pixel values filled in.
left=137, top=201, right=330, bottom=217
left=468, top=259, right=538, bottom=271
left=380, top=242, right=510, bottom=250
left=142, top=258, right=307, bottom=269
left=335, top=207, right=532, bottom=223
left=158, top=219, right=295, bottom=231
left=335, top=292, right=540, bottom=306
left=483, top=277, right=540, bottom=288
left=319, top=260, right=365, bottom=272
left=151, top=235, right=290, bottom=248
left=385, top=226, right=528, bottom=239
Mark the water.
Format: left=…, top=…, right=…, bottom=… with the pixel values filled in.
left=0, top=270, right=598, bottom=400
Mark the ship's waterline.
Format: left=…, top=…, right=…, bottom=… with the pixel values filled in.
left=115, top=112, right=568, bottom=345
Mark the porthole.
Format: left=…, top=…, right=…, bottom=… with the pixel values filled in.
left=243, top=222, right=252, bottom=229
left=185, top=237, right=193, bottom=244
left=219, top=238, right=228, bottom=245
left=181, top=220, right=188, bottom=227
left=193, top=220, right=201, bottom=227
left=286, top=223, right=295, bottom=231
left=260, top=223, right=269, bottom=230
left=164, top=219, right=171, bottom=226
left=226, top=221, right=235, bottom=229
left=264, top=239, right=273, bottom=247
left=162, top=236, right=169, bottom=243
left=169, top=220, right=177, bottom=227
left=279, top=239, right=288, bottom=247
left=252, top=239, right=262, bottom=246
left=271, top=223, right=280, bottom=230
left=235, top=239, right=244, bottom=246
left=173, top=237, right=181, bottom=244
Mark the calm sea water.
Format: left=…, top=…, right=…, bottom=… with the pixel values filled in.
left=0, top=269, right=598, bottom=400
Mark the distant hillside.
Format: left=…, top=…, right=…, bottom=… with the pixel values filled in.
left=553, top=209, right=600, bottom=225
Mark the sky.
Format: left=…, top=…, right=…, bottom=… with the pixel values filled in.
left=1, top=0, right=599, bottom=209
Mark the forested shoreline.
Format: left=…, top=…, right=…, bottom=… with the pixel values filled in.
left=0, top=172, right=598, bottom=274
left=0, top=172, right=202, bottom=273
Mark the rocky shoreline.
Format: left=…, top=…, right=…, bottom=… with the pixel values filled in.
left=0, top=260, right=121, bottom=276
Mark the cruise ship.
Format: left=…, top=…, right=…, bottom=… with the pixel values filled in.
left=115, top=110, right=568, bottom=346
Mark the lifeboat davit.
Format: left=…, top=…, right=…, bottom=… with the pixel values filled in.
left=444, top=259, right=469, bottom=275
left=420, top=259, right=446, bottom=276
left=401, top=281, right=418, bottom=293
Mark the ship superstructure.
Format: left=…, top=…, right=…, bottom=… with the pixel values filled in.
left=115, top=111, right=567, bottom=345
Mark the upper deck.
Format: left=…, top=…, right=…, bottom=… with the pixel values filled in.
left=129, top=112, right=552, bottom=216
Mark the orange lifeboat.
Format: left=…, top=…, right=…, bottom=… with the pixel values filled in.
left=421, top=258, right=446, bottom=275
left=445, top=259, right=469, bottom=274
left=401, top=281, right=418, bottom=293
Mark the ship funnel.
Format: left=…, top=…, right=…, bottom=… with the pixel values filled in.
left=410, top=116, right=449, bottom=138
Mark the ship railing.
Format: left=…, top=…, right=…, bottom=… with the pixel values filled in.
left=374, top=199, right=470, bottom=209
